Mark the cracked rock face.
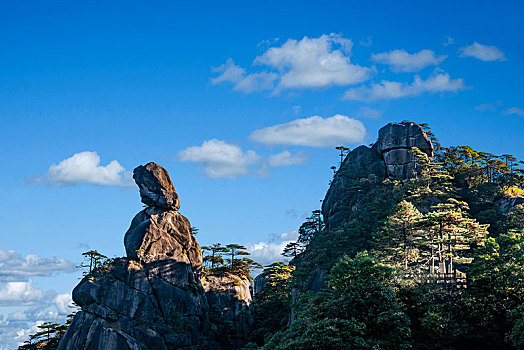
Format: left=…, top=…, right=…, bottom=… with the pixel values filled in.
left=59, top=259, right=208, bottom=350
left=373, top=121, right=433, bottom=179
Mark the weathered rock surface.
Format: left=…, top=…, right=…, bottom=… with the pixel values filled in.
left=202, top=272, right=254, bottom=348
left=124, top=207, right=202, bottom=265
left=59, top=163, right=254, bottom=350
left=134, top=162, right=180, bottom=210
left=59, top=259, right=208, bottom=350
left=372, top=121, right=433, bottom=179
left=322, top=121, right=433, bottom=229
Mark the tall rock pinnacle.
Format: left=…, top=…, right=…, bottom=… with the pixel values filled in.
left=125, top=162, right=201, bottom=265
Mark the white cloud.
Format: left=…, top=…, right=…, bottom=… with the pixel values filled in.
left=0, top=249, right=75, bottom=281
left=211, top=59, right=278, bottom=93
left=0, top=281, right=44, bottom=306
left=343, top=72, right=467, bottom=101
left=212, top=34, right=371, bottom=93
left=250, top=115, right=366, bottom=147
left=371, top=49, right=446, bottom=72
left=53, top=293, right=74, bottom=315
left=267, top=151, right=308, bottom=167
left=178, top=139, right=262, bottom=178
left=459, top=42, right=506, bottom=61
left=245, top=241, right=290, bottom=266
left=0, top=301, right=74, bottom=350
left=357, top=106, right=383, bottom=120
left=245, top=231, right=299, bottom=266
left=502, top=107, right=524, bottom=117
left=256, top=33, right=371, bottom=90
left=28, top=151, right=133, bottom=187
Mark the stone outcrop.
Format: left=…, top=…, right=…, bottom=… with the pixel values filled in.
left=124, top=207, right=201, bottom=265
left=202, top=272, right=254, bottom=348
left=58, top=162, right=253, bottom=350
left=372, top=121, right=433, bottom=179
left=134, top=162, right=180, bottom=210
left=322, top=121, right=433, bottom=229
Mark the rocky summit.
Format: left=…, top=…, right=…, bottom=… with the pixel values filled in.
left=58, top=163, right=253, bottom=350
left=134, top=162, right=180, bottom=210
left=322, top=121, right=433, bottom=229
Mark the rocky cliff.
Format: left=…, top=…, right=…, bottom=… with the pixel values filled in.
left=289, top=122, right=434, bottom=320
left=322, top=121, right=433, bottom=229
left=58, top=163, right=253, bottom=350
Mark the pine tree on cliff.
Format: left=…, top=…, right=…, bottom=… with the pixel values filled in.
left=282, top=241, right=304, bottom=258
left=374, top=200, right=423, bottom=270
left=78, top=250, right=107, bottom=275
left=202, top=243, right=228, bottom=269
left=298, top=210, right=325, bottom=244
left=417, top=199, right=489, bottom=277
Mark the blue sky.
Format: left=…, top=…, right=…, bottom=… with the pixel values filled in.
left=1, top=0, right=523, bottom=347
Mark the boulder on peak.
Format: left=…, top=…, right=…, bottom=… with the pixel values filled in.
left=133, top=162, right=180, bottom=210
left=373, top=121, right=433, bottom=157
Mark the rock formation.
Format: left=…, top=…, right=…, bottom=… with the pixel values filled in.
left=58, top=162, right=253, bottom=350
left=372, top=121, right=433, bottom=179
left=322, top=121, right=433, bottom=229
left=202, top=272, right=254, bottom=348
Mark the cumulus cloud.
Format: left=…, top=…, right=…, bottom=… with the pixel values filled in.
left=250, top=115, right=366, bottom=147
left=53, top=293, right=74, bottom=315
left=211, top=59, right=278, bottom=93
left=502, top=107, right=524, bottom=117
left=459, top=42, right=506, bottom=61
left=267, top=151, right=308, bottom=167
left=212, top=34, right=371, bottom=93
left=178, top=140, right=308, bottom=178
left=245, top=231, right=299, bottom=266
left=371, top=49, right=446, bottom=72
left=0, top=298, right=77, bottom=350
left=28, top=151, right=133, bottom=187
left=0, top=281, right=44, bottom=306
left=178, top=139, right=262, bottom=178
left=343, top=72, right=467, bottom=101
left=357, top=107, right=383, bottom=120
left=0, top=249, right=75, bottom=281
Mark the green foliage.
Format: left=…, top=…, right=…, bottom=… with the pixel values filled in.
left=276, top=133, right=524, bottom=350
left=202, top=243, right=261, bottom=278
left=18, top=317, right=75, bottom=349
left=250, top=263, right=295, bottom=346
left=77, top=250, right=108, bottom=276
left=264, top=253, right=412, bottom=349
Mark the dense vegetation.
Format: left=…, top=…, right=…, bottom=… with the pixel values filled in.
left=251, top=130, right=524, bottom=349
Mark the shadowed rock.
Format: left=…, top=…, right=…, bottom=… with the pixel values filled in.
left=373, top=121, right=433, bottom=179
left=59, top=162, right=254, bottom=350
left=322, top=121, right=433, bottom=229
left=134, top=162, right=180, bottom=210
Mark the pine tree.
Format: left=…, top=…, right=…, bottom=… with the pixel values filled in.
left=374, top=200, right=423, bottom=270
left=298, top=210, right=325, bottom=244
